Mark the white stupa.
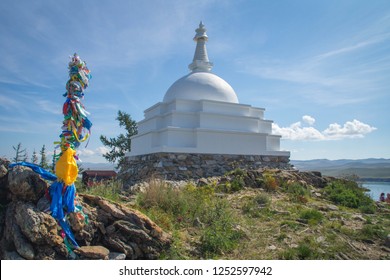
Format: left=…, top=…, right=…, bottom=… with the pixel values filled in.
left=128, top=22, right=289, bottom=158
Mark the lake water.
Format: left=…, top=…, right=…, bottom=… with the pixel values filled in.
left=361, top=181, right=390, bottom=201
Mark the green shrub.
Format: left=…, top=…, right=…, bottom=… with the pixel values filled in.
left=299, top=209, right=323, bottom=225
left=286, top=182, right=310, bottom=203
left=219, top=169, right=246, bottom=193
left=324, top=180, right=376, bottom=213
left=230, top=176, right=245, bottom=192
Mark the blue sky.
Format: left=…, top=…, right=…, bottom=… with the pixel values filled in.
left=1, top=0, right=389, bottom=163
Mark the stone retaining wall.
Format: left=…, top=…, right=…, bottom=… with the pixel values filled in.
left=121, top=153, right=291, bottom=185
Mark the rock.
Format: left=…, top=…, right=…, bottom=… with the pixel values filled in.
left=197, top=178, right=209, bottom=187
left=74, top=246, right=110, bottom=259
left=385, top=234, right=390, bottom=248
left=316, top=236, right=325, bottom=243
left=362, top=239, right=375, bottom=244
left=97, top=199, right=126, bottom=219
left=0, top=157, right=10, bottom=178
left=193, top=217, right=204, bottom=228
left=0, top=170, right=171, bottom=260
left=12, top=222, right=35, bottom=259
left=0, top=165, right=7, bottom=179
left=7, top=166, right=47, bottom=202
left=2, top=250, right=25, bottom=260
left=78, top=194, right=171, bottom=259
left=36, top=196, right=51, bottom=212
left=274, top=210, right=291, bottom=215
left=327, top=204, right=339, bottom=211
left=338, top=252, right=350, bottom=260
left=108, top=252, right=127, bottom=260
left=104, top=235, right=136, bottom=258
left=14, top=201, right=62, bottom=246
left=268, top=245, right=277, bottom=250
left=381, top=246, right=390, bottom=253
left=319, top=204, right=339, bottom=211
left=35, top=245, right=57, bottom=260
left=352, top=214, right=366, bottom=222
left=68, top=212, right=85, bottom=231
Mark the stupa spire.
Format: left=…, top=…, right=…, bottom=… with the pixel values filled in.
left=188, top=21, right=213, bottom=72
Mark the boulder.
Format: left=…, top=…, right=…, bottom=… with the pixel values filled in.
left=0, top=158, right=10, bottom=204
left=7, top=165, right=47, bottom=202
left=14, top=201, right=62, bottom=246
left=385, top=234, right=390, bottom=248
left=74, top=246, right=110, bottom=259
left=0, top=158, right=9, bottom=178
left=0, top=165, right=171, bottom=260
left=108, top=252, right=127, bottom=260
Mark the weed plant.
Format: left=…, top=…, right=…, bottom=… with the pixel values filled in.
left=242, top=193, right=270, bottom=218
left=285, top=182, right=310, bottom=203
left=79, top=179, right=123, bottom=202
left=218, top=168, right=246, bottom=193
left=262, top=173, right=278, bottom=192
left=200, top=199, right=242, bottom=258
left=136, top=179, right=242, bottom=258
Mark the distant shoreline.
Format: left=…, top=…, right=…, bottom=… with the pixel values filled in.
left=358, top=178, right=390, bottom=183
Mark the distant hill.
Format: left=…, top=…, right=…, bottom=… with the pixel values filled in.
left=79, top=162, right=116, bottom=171
left=291, top=158, right=390, bottom=181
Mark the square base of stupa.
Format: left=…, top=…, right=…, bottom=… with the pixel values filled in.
left=121, top=152, right=290, bottom=185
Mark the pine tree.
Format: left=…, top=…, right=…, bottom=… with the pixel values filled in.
left=100, top=110, right=138, bottom=168
left=23, top=151, right=29, bottom=162
left=39, top=145, right=50, bottom=169
left=12, top=143, right=27, bottom=163
left=51, top=150, right=57, bottom=172
left=31, top=149, right=39, bottom=164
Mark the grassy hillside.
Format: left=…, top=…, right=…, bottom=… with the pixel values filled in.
left=81, top=169, right=390, bottom=260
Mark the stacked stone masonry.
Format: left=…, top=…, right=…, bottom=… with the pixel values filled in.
left=122, top=153, right=291, bottom=185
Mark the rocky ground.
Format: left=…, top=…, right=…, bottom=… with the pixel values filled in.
left=0, top=158, right=171, bottom=260
left=128, top=168, right=390, bottom=260
left=1, top=157, right=389, bottom=260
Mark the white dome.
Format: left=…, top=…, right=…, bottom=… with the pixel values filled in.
left=163, top=72, right=239, bottom=103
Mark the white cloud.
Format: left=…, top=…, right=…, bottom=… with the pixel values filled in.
left=272, top=121, right=325, bottom=141
left=273, top=116, right=376, bottom=141
left=302, top=115, right=315, bottom=126
left=77, top=149, right=96, bottom=157
left=78, top=146, right=113, bottom=157
left=323, top=119, right=377, bottom=139
left=96, top=146, right=110, bottom=155
left=36, top=100, right=61, bottom=115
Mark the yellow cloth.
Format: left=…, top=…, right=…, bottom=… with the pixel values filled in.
left=55, top=147, right=78, bottom=186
